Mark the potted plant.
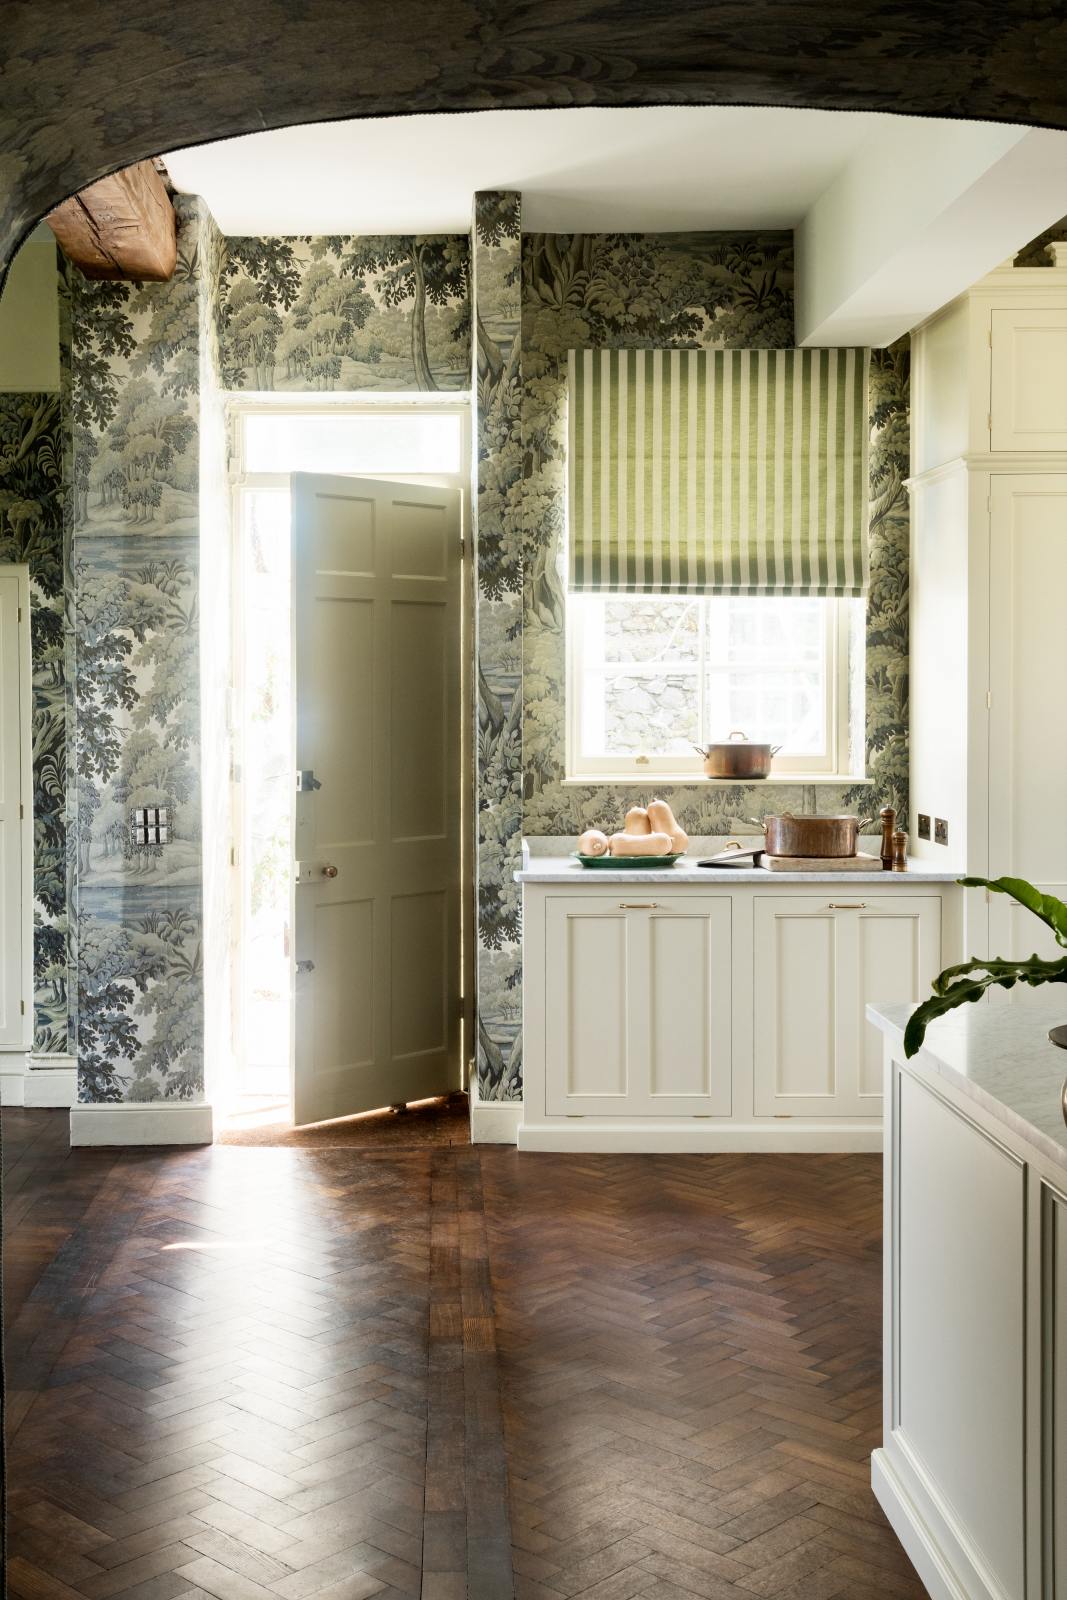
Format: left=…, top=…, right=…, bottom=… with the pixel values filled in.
left=904, top=876, right=1067, bottom=1058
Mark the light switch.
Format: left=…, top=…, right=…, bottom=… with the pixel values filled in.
left=131, top=806, right=168, bottom=846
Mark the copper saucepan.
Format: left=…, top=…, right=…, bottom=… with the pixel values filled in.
left=696, top=732, right=781, bottom=780
left=757, top=813, right=872, bottom=858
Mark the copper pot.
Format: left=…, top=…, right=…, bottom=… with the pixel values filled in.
left=761, top=813, right=866, bottom=858
left=697, top=732, right=781, bottom=780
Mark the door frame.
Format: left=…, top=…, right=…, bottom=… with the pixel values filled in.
left=226, top=396, right=474, bottom=1112
left=0, top=563, right=34, bottom=1054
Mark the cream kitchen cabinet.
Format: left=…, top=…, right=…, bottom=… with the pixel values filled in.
left=544, top=894, right=733, bottom=1118
left=509, top=864, right=962, bottom=1153
left=753, top=895, right=943, bottom=1118
left=909, top=251, right=1067, bottom=964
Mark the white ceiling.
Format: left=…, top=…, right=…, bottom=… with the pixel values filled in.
left=164, top=106, right=895, bottom=236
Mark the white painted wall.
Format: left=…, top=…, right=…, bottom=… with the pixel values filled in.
left=796, top=126, right=1067, bottom=346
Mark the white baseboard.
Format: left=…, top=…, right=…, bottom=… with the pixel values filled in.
left=517, top=1120, right=883, bottom=1153
left=872, top=1449, right=975, bottom=1600
left=469, top=1094, right=523, bottom=1145
left=70, top=1101, right=215, bottom=1146
left=0, top=1053, right=78, bottom=1107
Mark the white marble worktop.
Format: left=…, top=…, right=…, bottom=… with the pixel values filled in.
left=869, top=998, right=1067, bottom=1169
left=516, top=843, right=962, bottom=886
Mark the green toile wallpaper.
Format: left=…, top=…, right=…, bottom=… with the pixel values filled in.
left=218, top=235, right=470, bottom=392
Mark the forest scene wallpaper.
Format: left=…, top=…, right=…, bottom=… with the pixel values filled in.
left=472, top=193, right=523, bottom=1101
left=66, top=194, right=212, bottom=1102
left=218, top=235, right=470, bottom=391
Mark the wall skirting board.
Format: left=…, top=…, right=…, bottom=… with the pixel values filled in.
left=69, top=1102, right=215, bottom=1146
left=469, top=1093, right=524, bottom=1145
left=871, top=1449, right=985, bottom=1600
left=0, top=1053, right=78, bottom=1107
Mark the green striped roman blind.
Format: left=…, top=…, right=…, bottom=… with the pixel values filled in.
left=567, top=347, right=870, bottom=596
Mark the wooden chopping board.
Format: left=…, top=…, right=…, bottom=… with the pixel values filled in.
left=762, top=850, right=885, bottom=872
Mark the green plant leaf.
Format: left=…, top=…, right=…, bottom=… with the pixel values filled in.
left=904, top=956, right=1067, bottom=1057
left=959, top=876, right=1067, bottom=948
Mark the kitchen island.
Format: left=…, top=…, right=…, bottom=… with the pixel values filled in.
left=868, top=998, right=1067, bottom=1600
left=509, top=843, right=963, bottom=1152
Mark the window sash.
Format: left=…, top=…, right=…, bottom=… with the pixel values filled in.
left=567, top=594, right=850, bottom=778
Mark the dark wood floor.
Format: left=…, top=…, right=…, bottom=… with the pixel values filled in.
left=2, top=1109, right=925, bottom=1600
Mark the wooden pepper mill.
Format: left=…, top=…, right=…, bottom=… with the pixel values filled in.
left=879, top=806, right=896, bottom=871
left=891, top=829, right=909, bottom=872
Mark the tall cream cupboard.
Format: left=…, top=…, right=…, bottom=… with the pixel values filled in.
left=908, top=253, right=1067, bottom=961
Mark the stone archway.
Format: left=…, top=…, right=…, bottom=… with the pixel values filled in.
left=3, top=0, right=1067, bottom=275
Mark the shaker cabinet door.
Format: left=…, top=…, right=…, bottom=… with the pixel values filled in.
left=544, top=895, right=731, bottom=1117
left=754, top=895, right=941, bottom=1118
left=990, top=308, right=1067, bottom=451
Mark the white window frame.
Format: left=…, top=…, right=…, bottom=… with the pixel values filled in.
left=565, top=593, right=855, bottom=782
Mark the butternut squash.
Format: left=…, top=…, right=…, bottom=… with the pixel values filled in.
left=577, top=828, right=609, bottom=857
left=608, top=830, right=674, bottom=857
left=623, top=806, right=651, bottom=835
left=647, top=797, right=689, bottom=855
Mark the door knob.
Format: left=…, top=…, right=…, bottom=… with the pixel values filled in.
left=322, top=864, right=339, bottom=878
left=296, top=959, right=315, bottom=974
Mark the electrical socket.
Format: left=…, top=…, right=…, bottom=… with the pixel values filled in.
left=934, top=817, right=949, bottom=846
left=917, top=813, right=931, bottom=841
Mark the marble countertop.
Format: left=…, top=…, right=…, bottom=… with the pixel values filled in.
left=516, top=853, right=963, bottom=885
left=869, top=998, right=1067, bottom=1169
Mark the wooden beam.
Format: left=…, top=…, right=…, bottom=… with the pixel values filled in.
left=46, top=160, right=176, bottom=282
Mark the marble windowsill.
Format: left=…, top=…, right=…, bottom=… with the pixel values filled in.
left=869, top=998, right=1067, bottom=1170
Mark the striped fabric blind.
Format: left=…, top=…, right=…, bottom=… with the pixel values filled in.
left=567, top=347, right=871, bottom=596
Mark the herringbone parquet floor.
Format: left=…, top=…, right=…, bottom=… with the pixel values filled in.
left=2, top=1111, right=926, bottom=1600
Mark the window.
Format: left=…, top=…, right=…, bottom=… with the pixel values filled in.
left=567, top=593, right=857, bottom=779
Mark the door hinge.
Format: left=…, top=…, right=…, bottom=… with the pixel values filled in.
left=459, top=537, right=466, bottom=558
left=986, top=689, right=993, bottom=709
left=987, top=412, right=993, bottom=432
left=987, top=327, right=993, bottom=348
left=20, top=999, right=25, bottom=1015
left=17, top=606, right=22, bottom=623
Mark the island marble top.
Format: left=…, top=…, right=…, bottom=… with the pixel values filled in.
left=868, top=998, right=1067, bottom=1170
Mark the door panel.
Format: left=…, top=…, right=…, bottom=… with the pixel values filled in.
left=988, top=474, right=1067, bottom=981
left=755, top=901, right=837, bottom=1114
left=896, top=1073, right=1026, bottom=1598
left=645, top=898, right=732, bottom=1114
left=292, top=473, right=462, bottom=1125
left=990, top=309, right=1067, bottom=451
left=755, top=896, right=941, bottom=1117
left=857, top=902, right=942, bottom=1102
left=547, top=903, right=629, bottom=1108
left=545, top=895, right=731, bottom=1116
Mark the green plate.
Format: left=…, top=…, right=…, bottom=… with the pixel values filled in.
left=573, top=853, right=685, bottom=869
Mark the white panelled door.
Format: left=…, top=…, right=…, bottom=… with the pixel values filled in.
left=987, top=474, right=1067, bottom=970
left=0, top=571, right=29, bottom=1050
left=290, top=473, right=463, bottom=1125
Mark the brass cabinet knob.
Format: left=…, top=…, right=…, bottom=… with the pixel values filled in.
left=321, top=863, right=339, bottom=879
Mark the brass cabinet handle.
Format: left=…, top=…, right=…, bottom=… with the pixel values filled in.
left=619, top=902, right=659, bottom=909
left=828, top=902, right=867, bottom=910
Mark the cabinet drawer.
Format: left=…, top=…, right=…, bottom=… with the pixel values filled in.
left=544, top=895, right=731, bottom=1117
left=754, top=895, right=941, bottom=1117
